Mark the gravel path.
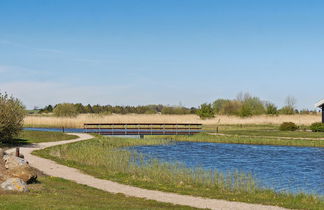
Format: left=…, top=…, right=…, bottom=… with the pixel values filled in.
left=6, top=133, right=287, bottom=210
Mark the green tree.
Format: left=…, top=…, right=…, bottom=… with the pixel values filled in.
left=196, top=103, right=215, bottom=119
left=265, top=102, right=278, bottom=115
left=212, top=99, right=230, bottom=114
left=0, top=92, right=25, bottom=143
left=53, top=103, right=78, bottom=117
left=239, top=96, right=265, bottom=117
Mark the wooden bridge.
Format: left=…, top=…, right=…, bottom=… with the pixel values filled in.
left=84, top=123, right=203, bottom=136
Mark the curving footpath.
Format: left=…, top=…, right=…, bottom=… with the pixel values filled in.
left=7, top=133, right=286, bottom=210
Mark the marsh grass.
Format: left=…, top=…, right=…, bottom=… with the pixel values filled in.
left=24, top=113, right=321, bottom=128
left=154, top=133, right=324, bottom=147
left=34, top=135, right=323, bottom=209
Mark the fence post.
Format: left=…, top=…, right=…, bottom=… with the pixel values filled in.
left=16, top=147, right=20, bottom=157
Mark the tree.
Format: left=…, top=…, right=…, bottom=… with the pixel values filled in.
left=53, top=103, right=78, bottom=117
left=285, top=96, right=297, bottom=108
left=239, top=96, right=265, bottom=117
left=212, top=99, right=230, bottom=114
left=196, top=103, right=215, bottom=119
left=265, top=102, right=278, bottom=115
left=0, top=92, right=25, bottom=143
left=280, top=96, right=297, bottom=115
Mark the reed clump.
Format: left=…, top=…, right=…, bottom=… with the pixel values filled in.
left=40, top=136, right=256, bottom=192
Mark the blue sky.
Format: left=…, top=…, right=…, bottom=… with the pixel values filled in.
left=0, top=0, right=323, bottom=109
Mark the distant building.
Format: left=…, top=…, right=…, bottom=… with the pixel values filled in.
left=315, top=99, right=324, bottom=123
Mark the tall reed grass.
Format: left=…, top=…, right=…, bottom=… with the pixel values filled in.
left=25, top=113, right=321, bottom=128
left=40, top=136, right=256, bottom=192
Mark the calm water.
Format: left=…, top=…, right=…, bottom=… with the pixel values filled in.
left=130, top=142, right=324, bottom=195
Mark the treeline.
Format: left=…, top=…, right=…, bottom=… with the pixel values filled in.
left=197, top=93, right=317, bottom=119
left=35, top=93, right=318, bottom=118
left=39, top=103, right=197, bottom=117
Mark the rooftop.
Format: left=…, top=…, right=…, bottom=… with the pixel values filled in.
left=315, top=99, right=324, bottom=108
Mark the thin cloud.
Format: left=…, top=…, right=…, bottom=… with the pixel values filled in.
left=0, top=39, right=64, bottom=55
left=0, top=39, right=109, bottom=64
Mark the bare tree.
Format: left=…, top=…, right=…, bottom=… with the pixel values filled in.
left=285, top=96, right=297, bottom=109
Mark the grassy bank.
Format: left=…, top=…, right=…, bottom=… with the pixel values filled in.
left=0, top=130, right=78, bottom=147
left=209, top=124, right=324, bottom=138
left=24, top=113, right=321, bottom=128
left=0, top=176, right=194, bottom=209
left=34, top=135, right=323, bottom=210
left=156, top=133, right=324, bottom=147
left=18, top=130, right=78, bottom=143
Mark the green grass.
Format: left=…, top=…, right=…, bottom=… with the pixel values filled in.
left=18, top=130, right=78, bottom=143
left=204, top=124, right=324, bottom=138
left=156, top=133, right=324, bottom=147
left=34, top=135, right=323, bottom=210
left=0, top=176, right=195, bottom=209
left=0, top=130, right=78, bottom=148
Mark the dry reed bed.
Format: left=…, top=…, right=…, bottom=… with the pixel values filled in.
left=24, top=114, right=321, bottom=128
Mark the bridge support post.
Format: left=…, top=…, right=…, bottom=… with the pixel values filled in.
left=140, top=135, right=144, bottom=139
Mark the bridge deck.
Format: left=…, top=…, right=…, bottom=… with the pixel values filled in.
left=84, top=123, right=203, bottom=135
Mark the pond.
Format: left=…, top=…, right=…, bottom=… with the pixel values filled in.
left=129, top=141, right=324, bottom=195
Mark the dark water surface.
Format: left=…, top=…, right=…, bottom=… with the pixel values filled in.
left=130, top=142, right=324, bottom=195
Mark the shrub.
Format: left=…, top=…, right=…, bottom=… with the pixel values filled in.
left=53, top=103, right=78, bottom=117
left=310, top=122, right=324, bottom=132
left=265, top=103, right=278, bottom=115
left=239, top=96, right=265, bottom=117
left=0, top=92, right=25, bottom=143
left=279, top=106, right=295, bottom=115
left=196, top=103, right=215, bottom=119
left=279, top=122, right=298, bottom=131
left=220, top=100, right=242, bottom=115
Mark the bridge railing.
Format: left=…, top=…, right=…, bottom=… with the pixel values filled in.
left=83, top=123, right=203, bottom=135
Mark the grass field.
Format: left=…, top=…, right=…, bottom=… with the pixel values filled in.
left=34, top=135, right=323, bottom=210
left=18, top=130, right=78, bottom=143
left=0, top=130, right=78, bottom=147
left=0, top=176, right=195, bottom=209
left=155, top=133, right=324, bottom=147
left=208, top=124, right=324, bottom=138
left=24, top=113, right=321, bottom=128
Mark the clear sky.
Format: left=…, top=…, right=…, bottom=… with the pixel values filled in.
left=0, top=0, right=323, bottom=109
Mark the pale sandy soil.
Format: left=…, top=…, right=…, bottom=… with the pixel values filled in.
left=6, top=133, right=286, bottom=210
left=24, top=113, right=321, bottom=128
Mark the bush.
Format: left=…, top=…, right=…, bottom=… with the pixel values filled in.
left=310, top=122, right=324, bottom=132
left=265, top=103, right=278, bottom=115
left=239, top=96, right=265, bottom=117
left=196, top=103, right=215, bottom=119
left=279, top=122, right=298, bottom=131
left=279, top=106, right=295, bottom=115
left=0, top=92, right=25, bottom=143
left=53, top=103, right=78, bottom=117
